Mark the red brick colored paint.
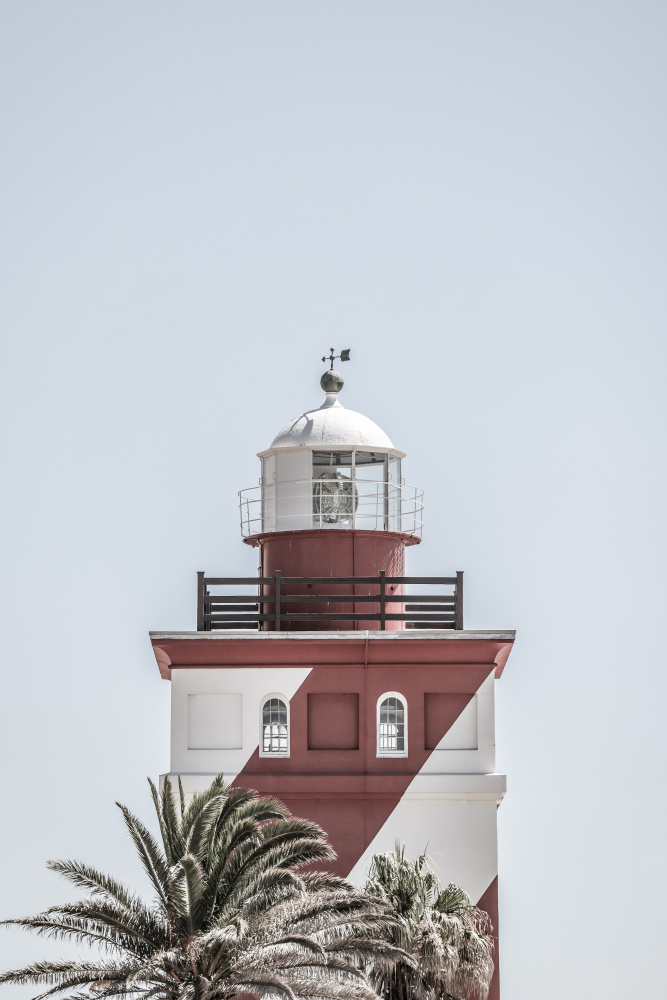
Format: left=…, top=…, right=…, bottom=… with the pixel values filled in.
left=307, top=692, right=360, bottom=749
left=245, top=529, right=419, bottom=630
left=151, top=633, right=513, bottom=679
left=232, top=660, right=489, bottom=876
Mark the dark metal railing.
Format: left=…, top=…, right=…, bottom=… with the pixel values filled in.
left=196, top=571, right=463, bottom=631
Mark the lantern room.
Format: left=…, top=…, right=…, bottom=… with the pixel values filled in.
left=239, top=360, right=423, bottom=538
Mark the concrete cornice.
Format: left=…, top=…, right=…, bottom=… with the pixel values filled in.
left=149, top=630, right=516, bottom=641
left=149, top=629, right=516, bottom=680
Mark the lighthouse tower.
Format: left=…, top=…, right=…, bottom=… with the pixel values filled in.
left=150, top=354, right=514, bottom=999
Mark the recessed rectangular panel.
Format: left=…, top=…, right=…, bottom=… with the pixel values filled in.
left=424, top=693, right=478, bottom=751
left=438, top=695, right=478, bottom=749
left=308, top=693, right=359, bottom=750
left=187, top=694, right=243, bottom=749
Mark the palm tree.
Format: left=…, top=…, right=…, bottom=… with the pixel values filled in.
left=0, top=776, right=403, bottom=1000
left=364, top=844, right=494, bottom=1000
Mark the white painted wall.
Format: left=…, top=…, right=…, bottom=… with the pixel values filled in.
left=274, top=449, right=311, bottom=530
left=261, top=454, right=277, bottom=533
left=187, top=693, right=243, bottom=749
left=347, top=773, right=505, bottom=903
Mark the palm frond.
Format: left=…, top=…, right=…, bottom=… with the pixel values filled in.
left=0, top=957, right=139, bottom=997
left=2, top=907, right=162, bottom=958
left=147, top=778, right=174, bottom=866
left=226, top=969, right=298, bottom=1000
left=116, top=803, right=169, bottom=907
left=157, top=776, right=185, bottom=863
left=46, top=861, right=137, bottom=911
left=170, top=853, right=207, bottom=933
left=364, top=843, right=494, bottom=1000
left=177, top=775, right=186, bottom=820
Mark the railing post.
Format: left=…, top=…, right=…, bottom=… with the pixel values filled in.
left=274, top=570, right=281, bottom=631
left=455, top=570, right=464, bottom=630
left=379, top=570, right=386, bottom=631
left=197, top=572, right=205, bottom=631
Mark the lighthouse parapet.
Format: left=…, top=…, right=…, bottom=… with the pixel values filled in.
left=239, top=479, right=423, bottom=537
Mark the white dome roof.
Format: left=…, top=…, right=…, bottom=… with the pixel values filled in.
left=263, top=395, right=397, bottom=454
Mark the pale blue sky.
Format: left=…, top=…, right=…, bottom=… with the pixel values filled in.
left=1, top=3, right=666, bottom=997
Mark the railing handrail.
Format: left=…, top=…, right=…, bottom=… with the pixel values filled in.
left=197, top=570, right=463, bottom=632
left=238, top=478, right=424, bottom=538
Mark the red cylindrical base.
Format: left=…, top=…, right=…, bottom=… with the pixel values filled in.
left=245, top=529, right=420, bottom=631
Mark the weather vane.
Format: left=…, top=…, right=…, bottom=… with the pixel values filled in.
left=322, top=347, right=351, bottom=370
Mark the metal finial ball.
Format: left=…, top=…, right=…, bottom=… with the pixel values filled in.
left=321, top=368, right=344, bottom=393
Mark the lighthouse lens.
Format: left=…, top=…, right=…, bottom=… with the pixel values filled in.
left=312, top=451, right=357, bottom=525
left=313, top=471, right=357, bottom=525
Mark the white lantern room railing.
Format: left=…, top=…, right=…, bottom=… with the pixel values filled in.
left=239, top=479, right=424, bottom=537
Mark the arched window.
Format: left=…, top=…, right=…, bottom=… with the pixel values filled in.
left=377, top=693, right=408, bottom=757
left=260, top=696, right=289, bottom=757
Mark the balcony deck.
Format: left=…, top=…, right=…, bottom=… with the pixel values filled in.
left=196, top=571, right=464, bottom=631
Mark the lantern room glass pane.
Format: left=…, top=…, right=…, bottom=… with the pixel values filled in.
left=353, top=451, right=387, bottom=478
left=312, top=451, right=353, bottom=469
left=354, top=452, right=388, bottom=530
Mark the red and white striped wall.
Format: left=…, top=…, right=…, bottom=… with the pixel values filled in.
left=152, top=629, right=513, bottom=999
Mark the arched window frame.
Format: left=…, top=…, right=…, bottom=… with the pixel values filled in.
left=376, top=692, right=408, bottom=758
left=259, top=694, right=290, bottom=758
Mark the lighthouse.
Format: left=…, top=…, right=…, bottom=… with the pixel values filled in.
left=150, top=353, right=514, bottom=999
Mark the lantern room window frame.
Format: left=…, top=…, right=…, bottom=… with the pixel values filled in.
left=310, top=450, right=402, bottom=531
left=310, top=450, right=401, bottom=482
left=255, top=448, right=416, bottom=536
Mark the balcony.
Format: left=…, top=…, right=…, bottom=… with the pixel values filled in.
left=239, top=478, right=424, bottom=537
left=196, top=570, right=463, bottom=631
